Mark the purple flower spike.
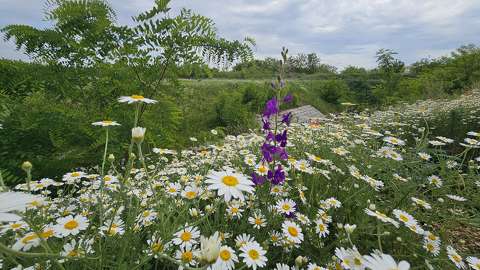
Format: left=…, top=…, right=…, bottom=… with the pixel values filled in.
left=283, top=93, right=293, bottom=103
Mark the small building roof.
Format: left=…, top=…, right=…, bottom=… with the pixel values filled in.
left=280, top=105, right=326, bottom=123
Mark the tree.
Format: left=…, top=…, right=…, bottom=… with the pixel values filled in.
left=0, top=0, right=254, bottom=179
left=375, top=49, right=405, bottom=103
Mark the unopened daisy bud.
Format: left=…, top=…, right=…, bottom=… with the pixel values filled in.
left=198, top=232, right=221, bottom=264
left=337, top=223, right=344, bottom=229
left=108, top=154, right=115, bottom=162
left=344, top=224, right=357, bottom=234
left=438, top=198, right=444, bottom=203
left=396, top=237, right=402, bottom=242
left=369, top=203, right=376, bottom=210
left=130, top=153, right=136, bottom=160
left=384, top=231, right=390, bottom=236
left=21, top=161, right=32, bottom=172
left=295, top=255, right=308, bottom=267
left=131, top=127, right=146, bottom=143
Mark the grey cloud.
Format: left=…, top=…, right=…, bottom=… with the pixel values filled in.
left=1, top=0, right=479, bottom=69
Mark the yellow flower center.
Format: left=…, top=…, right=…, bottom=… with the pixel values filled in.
left=71, top=172, right=81, bottom=177
left=222, top=176, right=239, bottom=187
left=186, top=191, right=197, bottom=199
left=151, top=243, right=163, bottom=252
left=11, top=223, right=21, bottom=229
left=102, top=120, right=113, bottom=124
left=219, top=249, right=231, bottom=261
left=67, top=250, right=79, bottom=257
left=282, top=204, right=291, bottom=211
left=104, top=176, right=111, bottom=182
left=231, top=207, right=239, bottom=214
left=453, top=255, right=462, bottom=263
left=181, top=251, right=193, bottom=262
left=168, top=187, right=177, bottom=193
left=255, top=218, right=262, bottom=225
left=143, top=211, right=150, bottom=217
left=40, top=229, right=54, bottom=239
left=259, top=166, right=267, bottom=173
left=426, top=243, right=434, bottom=251
left=131, top=95, right=144, bottom=100
left=399, top=214, right=409, bottom=223
left=64, top=220, right=79, bottom=230
left=318, top=224, right=326, bottom=231
left=22, top=234, right=38, bottom=244
left=248, top=249, right=260, bottom=260
left=180, top=231, right=192, bottom=242
left=354, top=258, right=362, bottom=265
left=288, top=226, right=299, bottom=237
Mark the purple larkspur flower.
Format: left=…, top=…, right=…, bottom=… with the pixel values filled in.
left=281, top=112, right=292, bottom=126
left=262, top=118, right=271, bottom=130
left=271, top=165, right=285, bottom=184
left=275, top=130, right=288, bottom=147
left=283, top=93, right=293, bottom=103
left=263, top=98, right=278, bottom=118
left=251, top=173, right=266, bottom=186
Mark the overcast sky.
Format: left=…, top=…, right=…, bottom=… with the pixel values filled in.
left=1, top=0, right=479, bottom=69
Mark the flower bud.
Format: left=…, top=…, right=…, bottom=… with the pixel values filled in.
left=131, top=127, right=146, bottom=143
left=108, top=154, right=115, bottom=162
left=198, top=232, right=221, bottom=264
left=344, top=224, right=357, bottom=234
left=295, top=256, right=308, bottom=267
left=21, top=161, right=32, bottom=172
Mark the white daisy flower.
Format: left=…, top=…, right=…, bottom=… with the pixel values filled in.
left=315, top=219, right=329, bottom=238
left=118, top=95, right=157, bottom=104
left=12, top=232, right=41, bottom=251
left=235, top=233, right=254, bottom=248
left=447, top=245, right=466, bottom=269
left=307, top=263, right=327, bottom=270
left=363, top=253, right=410, bottom=270
left=54, top=215, right=89, bottom=237
left=211, top=245, right=238, bottom=270
left=383, top=136, right=405, bottom=146
left=0, top=192, right=44, bottom=222
left=418, top=152, right=431, bottom=161
left=275, top=263, right=291, bottom=270
left=282, top=220, right=303, bottom=244
left=446, top=194, right=467, bottom=201
left=411, top=197, right=432, bottom=210
left=91, top=120, right=121, bottom=127
left=275, top=198, right=296, bottom=215
left=335, top=246, right=364, bottom=270
left=205, top=169, right=254, bottom=202
left=248, top=212, right=267, bottom=229
left=239, top=241, right=267, bottom=270
left=173, top=226, right=200, bottom=249
left=427, top=175, right=443, bottom=188
left=467, top=257, right=480, bottom=270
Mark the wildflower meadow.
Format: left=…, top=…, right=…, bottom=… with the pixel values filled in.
left=1, top=66, right=480, bottom=269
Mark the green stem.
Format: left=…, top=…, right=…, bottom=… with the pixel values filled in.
left=26, top=170, right=31, bottom=192
left=0, top=171, right=7, bottom=191
left=101, top=128, right=110, bottom=176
